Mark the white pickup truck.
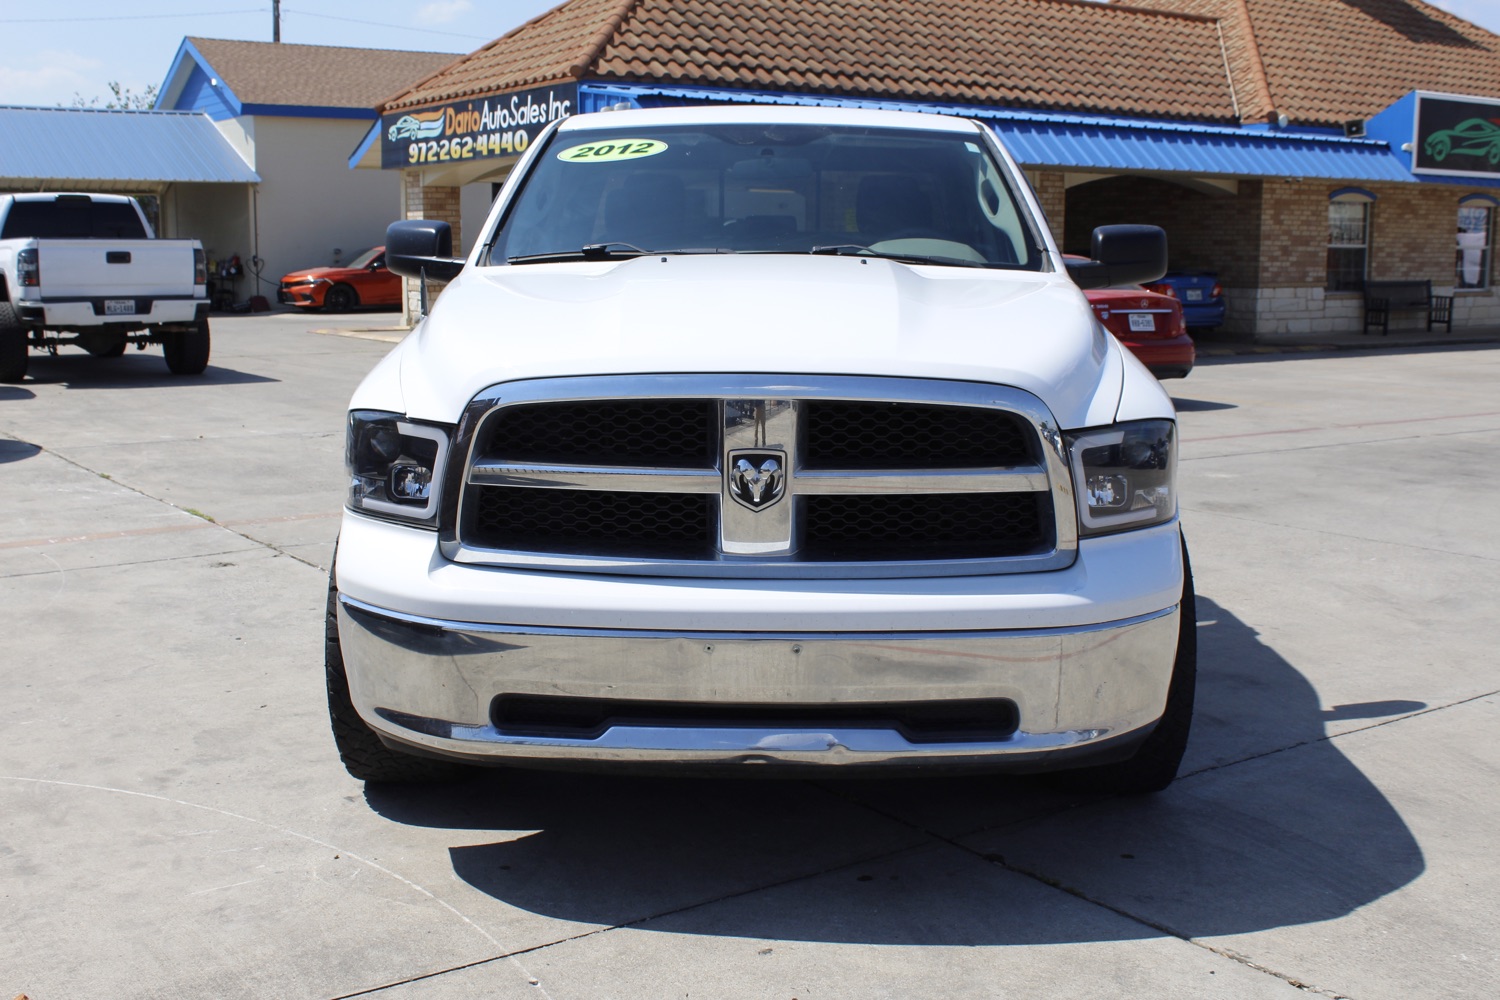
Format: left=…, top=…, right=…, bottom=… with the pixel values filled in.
left=327, top=105, right=1195, bottom=793
left=0, top=192, right=210, bottom=382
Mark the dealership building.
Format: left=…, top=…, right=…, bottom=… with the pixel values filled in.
left=355, top=0, right=1500, bottom=335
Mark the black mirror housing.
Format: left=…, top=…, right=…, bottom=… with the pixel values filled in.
left=1065, top=225, right=1168, bottom=289
left=385, top=220, right=465, bottom=281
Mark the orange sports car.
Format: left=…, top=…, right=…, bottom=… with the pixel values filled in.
left=278, top=246, right=401, bottom=311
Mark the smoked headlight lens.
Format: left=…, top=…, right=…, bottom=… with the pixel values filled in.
left=1066, top=419, right=1176, bottom=536
left=346, top=410, right=450, bottom=527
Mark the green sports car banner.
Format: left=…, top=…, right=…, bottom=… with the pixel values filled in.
left=381, top=84, right=577, bottom=170
left=1413, top=92, right=1500, bottom=178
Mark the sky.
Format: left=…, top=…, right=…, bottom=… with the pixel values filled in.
left=2, top=0, right=1499, bottom=110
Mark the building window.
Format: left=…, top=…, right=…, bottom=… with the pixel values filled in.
left=1456, top=200, right=1493, bottom=290
left=1327, top=196, right=1371, bottom=292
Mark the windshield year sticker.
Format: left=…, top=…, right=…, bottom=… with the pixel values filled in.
left=557, top=139, right=668, bottom=163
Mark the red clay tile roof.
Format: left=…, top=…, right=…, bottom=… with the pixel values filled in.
left=381, top=0, right=637, bottom=111
left=1124, top=0, right=1500, bottom=126
left=187, top=37, right=458, bottom=109
left=383, top=0, right=1242, bottom=122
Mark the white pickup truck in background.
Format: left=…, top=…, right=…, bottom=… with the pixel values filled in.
left=0, top=192, right=210, bottom=382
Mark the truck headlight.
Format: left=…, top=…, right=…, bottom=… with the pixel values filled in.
left=346, top=410, right=450, bottom=527
left=1066, top=419, right=1176, bottom=536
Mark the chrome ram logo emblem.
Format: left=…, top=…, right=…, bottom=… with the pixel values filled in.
left=728, top=450, right=786, bottom=510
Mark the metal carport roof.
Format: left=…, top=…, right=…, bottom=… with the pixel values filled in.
left=0, top=106, right=259, bottom=191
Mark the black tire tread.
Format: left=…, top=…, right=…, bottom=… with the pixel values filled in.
left=325, top=569, right=466, bottom=784
left=324, top=285, right=358, bottom=312
left=87, top=336, right=128, bottom=359
left=0, top=302, right=28, bottom=383
left=163, top=317, right=211, bottom=375
left=1056, top=536, right=1197, bottom=795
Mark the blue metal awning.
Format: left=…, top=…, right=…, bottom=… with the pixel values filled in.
left=0, top=105, right=259, bottom=187
left=577, top=84, right=1431, bottom=185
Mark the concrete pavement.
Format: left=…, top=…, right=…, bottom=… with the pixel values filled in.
left=1, top=311, right=1497, bottom=998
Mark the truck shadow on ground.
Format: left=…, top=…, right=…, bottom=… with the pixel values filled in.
left=16, top=350, right=277, bottom=389
left=364, top=595, right=1424, bottom=945
left=0, top=439, right=42, bottom=463
left=1170, top=396, right=1237, bottom=412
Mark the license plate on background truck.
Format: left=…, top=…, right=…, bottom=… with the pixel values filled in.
left=104, top=300, right=136, bottom=315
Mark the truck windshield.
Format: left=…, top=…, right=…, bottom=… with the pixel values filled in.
left=1, top=198, right=149, bottom=240
left=491, top=122, right=1041, bottom=269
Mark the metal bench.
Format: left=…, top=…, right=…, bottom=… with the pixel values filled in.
left=1362, top=279, right=1453, bottom=335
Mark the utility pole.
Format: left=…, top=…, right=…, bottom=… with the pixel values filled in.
left=273, top=0, right=281, bottom=42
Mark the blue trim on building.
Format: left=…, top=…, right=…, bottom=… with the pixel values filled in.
left=175, top=62, right=240, bottom=121
left=349, top=121, right=381, bottom=170
left=237, top=103, right=376, bottom=121
left=159, top=39, right=245, bottom=120
left=160, top=38, right=379, bottom=123
left=576, top=82, right=1500, bottom=187
left=1365, top=91, right=1419, bottom=174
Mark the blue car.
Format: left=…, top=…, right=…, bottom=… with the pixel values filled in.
left=1144, top=271, right=1225, bottom=330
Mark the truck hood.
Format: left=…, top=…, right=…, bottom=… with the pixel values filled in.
left=386, top=254, right=1122, bottom=428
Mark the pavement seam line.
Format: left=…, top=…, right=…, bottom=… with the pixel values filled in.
left=0, top=545, right=267, bottom=581
left=0, top=775, right=556, bottom=1000
left=808, top=780, right=1368, bottom=996
left=28, top=442, right=328, bottom=570
left=1177, top=504, right=1500, bottom=565
left=1179, top=687, right=1500, bottom=781
left=340, top=838, right=942, bottom=997
left=1184, top=424, right=1500, bottom=464
left=1187, top=408, right=1500, bottom=444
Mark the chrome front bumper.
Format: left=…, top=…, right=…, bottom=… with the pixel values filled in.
left=337, top=595, right=1180, bottom=770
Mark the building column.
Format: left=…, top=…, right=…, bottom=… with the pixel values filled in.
left=1029, top=171, right=1066, bottom=248
left=400, top=171, right=463, bottom=325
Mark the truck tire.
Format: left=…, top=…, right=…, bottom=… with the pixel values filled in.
left=163, top=318, right=211, bottom=375
left=0, top=302, right=27, bottom=383
left=1055, top=535, right=1196, bottom=795
left=85, top=332, right=128, bottom=358
left=325, top=568, right=468, bottom=784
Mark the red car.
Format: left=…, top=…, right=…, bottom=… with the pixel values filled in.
left=277, top=246, right=401, bottom=311
left=1084, top=285, right=1194, bottom=380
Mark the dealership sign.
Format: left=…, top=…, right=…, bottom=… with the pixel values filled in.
left=1412, top=92, right=1500, bottom=178
left=380, top=84, right=577, bottom=170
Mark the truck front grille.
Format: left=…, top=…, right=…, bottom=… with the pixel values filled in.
left=482, top=400, right=716, bottom=466
left=472, top=487, right=715, bottom=559
left=448, top=375, right=1076, bottom=579
left=803, top=401, right=1033, bottom=468
left=800, top=492, right=1045, bottom=562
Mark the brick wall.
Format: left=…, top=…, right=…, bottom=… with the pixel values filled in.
left=1065, top=176, right=1264, bottom=331
left=1030, top=171, right=1066, bottom=246
left=400, top=171, right=463, bottom=323
left=1064, top=173, right=1500, bottom=336
left=1252, top=181, right=1500, bottom=334
left=1064, top=176, right=1263, bottom=286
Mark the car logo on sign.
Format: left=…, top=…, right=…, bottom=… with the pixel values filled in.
left=728, top=451, right=786, bottom=510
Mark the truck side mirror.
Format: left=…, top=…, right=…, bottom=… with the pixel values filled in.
left=1065, top=225, right=1168, bottom=289
left=385, top=220, right=465, bottom=281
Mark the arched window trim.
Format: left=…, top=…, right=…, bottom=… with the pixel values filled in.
left=1457, top=197, right=1494, bottom=290
left=1329, top=186, right=1377, bottom=203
